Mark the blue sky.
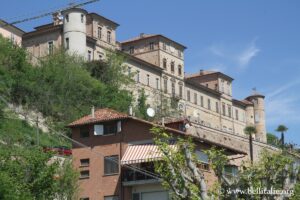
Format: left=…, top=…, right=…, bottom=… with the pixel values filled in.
left=1, top=0, right=300, bottom=145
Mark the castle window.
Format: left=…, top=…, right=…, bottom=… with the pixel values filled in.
left=156, top=78, right=159, bottom=89
left=164, top=78, right=168, bottom=93
left=216, top=102, right=219, bottom=113
left=171, top=82, right=175, bottom=97
left=194, top=93, right=198, bottom=104
left=81, top=14, right=84, bottom=23
left=171, top=61, right=175, bottom=73
left=98, top=27, right=102, bottom=39
left=178, top=65, right=182, bottom=76
left=149, top=42, right=154, bottom=50
left=163, top=58, right=167, bottom=69
left=200, top=96, right=204, bottom=107
left=187, top=90, right=191, bottom=102
left=129, top=46, right=134, bottom=54
left=147, top=74, right=150, bottom=86
left=48, top=41, right=53, bottom=55
left=228, top=105, right=232, bottom=118
left=222, top=103, right=226, bottom=116
left=235, top=109, right=239, bottom=120
left=65, top=38, right=69, bottom=50
left=65, top=14, right=69, bottom=22
left=208, top=99, right=211, bottom=110
left=179, top=85, right=183, bottom=98
left=107, top=31, right=111, bottom=43
left=104, top=155, right=119, bottom=175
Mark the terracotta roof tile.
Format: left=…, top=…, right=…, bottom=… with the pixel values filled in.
left=68, top=108, right=128, bottom=127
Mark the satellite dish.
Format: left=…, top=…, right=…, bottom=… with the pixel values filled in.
left=185, top=123, right=191, bottom=129
left=146, top=108, right=155, bottom=117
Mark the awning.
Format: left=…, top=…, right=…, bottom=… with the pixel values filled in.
left=121, top=144, right=170, bottom=165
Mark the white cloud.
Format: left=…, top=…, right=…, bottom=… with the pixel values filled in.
left=267, top=80, right=300, bottom=98
left=236, top=40, right=260, bottom=68
left=208, top=38, right=260, bottom=69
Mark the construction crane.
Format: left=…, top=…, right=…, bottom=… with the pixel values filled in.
left=0, top=0, right=99, bottom=28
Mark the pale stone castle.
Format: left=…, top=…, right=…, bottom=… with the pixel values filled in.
left=1, top=8, right=271, bottom=153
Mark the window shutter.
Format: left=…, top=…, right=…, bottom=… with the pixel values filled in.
left=117, top=121, right=122, bottom=133
left=94, top=125, right=104, bottom=135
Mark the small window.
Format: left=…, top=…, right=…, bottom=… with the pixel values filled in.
left=98, top=27, right=102, bottom=39
left=178, top=65, right=182, bottom=76
left=147, top=74, right=150, bottom=86
left=107, top=31, right=111, bottom=43
left=235, top=109, right=239, bottom=120
left=156, top=78, right=159, bottom=89
left=171, top=82, right=175, bottom=96
left=228, top=105, right=232, bottom=118
left=216, top=102, right=219, bottom=113
left=132, top=193, right=140, bottom=200
left=179, top=85, right=183, bottom=98
left=80, top=127, right=90, bottom=138
left=171, top=61, right=175, bottom=73
left=208, top=99, right=211, bottom=110
left=200, top=96, right=204, bottom=107
left=104, top=155, right=119, bottom=175
left=164, top=78, right=168, bottom=93
left=195, top=150, right=209, bottom=164
left=178, top=50, right=182, bottom=57
left=162, top=43, right=166, bottom=50
left=80, top=170, right=89, bottom=179
left=222, top=103, right=226, bottom=116
left=104, top=196, right=119, bottom=200
left=163, top=58, right=167, bottom=69
left=194, top=93, right=197, bottom=104
left=81, top=14, right=84, bottom=23
left=65, top=14, right=69, bottom=22
left=80, top=159, right=90, bottom=167
left=48, top=41, right=54, bottom=55
left=149, top=42, right=154, bottom=50
left=187, top=90, right=190, bottom=102
left=129, top=46, right=134, bottom=54
left=65, top=38, right=69, bottom=50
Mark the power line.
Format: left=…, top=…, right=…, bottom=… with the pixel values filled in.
left=0, top=0, right=100, bottom=28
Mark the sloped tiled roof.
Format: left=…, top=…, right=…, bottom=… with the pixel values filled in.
left=68, top=108, right=129, bottom=127
left=185, top=70, right=217, bottom=78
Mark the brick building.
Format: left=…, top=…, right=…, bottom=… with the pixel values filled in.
left=68, top=108, right=246, bottom=200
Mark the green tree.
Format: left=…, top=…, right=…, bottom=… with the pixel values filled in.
left=135, top=89, right=149, bottom=120
left=0, top=146, right=78, bottom=200
left=244, top=126, right=257, bottom=164
left=276, top=125, right=288, bottom=148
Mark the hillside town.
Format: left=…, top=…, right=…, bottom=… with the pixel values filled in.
left=0, top=1, right=299, bottom=200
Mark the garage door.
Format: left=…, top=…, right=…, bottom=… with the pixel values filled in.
left=141, top=191, right=168, bottom=200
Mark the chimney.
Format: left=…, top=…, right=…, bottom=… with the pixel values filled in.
left=129, top=106, right=133, bottom=116
left=199, top=69, right=204, bottom=75
left=91, top=106, right=95, bottom=118
left=140, top=33, right=145, bottom=38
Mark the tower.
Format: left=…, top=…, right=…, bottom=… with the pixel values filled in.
left=61, top=8, right=87, bottom=57
left=246, top=93, right=267, bottom=143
